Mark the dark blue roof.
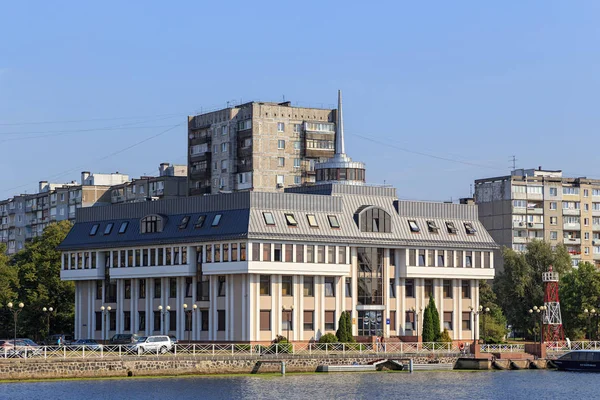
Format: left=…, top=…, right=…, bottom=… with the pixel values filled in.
left=58, top=209, right=249, bottom=250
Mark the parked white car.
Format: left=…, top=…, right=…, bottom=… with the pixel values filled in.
left=131, top=336, right=172, bottom=354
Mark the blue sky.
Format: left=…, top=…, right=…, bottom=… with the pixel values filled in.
left=2, top=1, right=600, bottom=201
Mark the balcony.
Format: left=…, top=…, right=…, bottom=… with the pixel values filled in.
left=189, top=187, right=211, bottom=196
left=526, top=222, right=544, bottom=229
left=237, top=146, right=252, bottom=158
left=563, top=209, right=581, bottom=216
left=594, top=253, right=600, bottom=260
left=61, top=267, right=104, bottom=281
left=593, top=210, right=600, bottom=217
left=513, top=236, right=527, bottom=244
left=526, top=207, right=544, bottom=215
left=565, top=237, right=582, bottom=245
left=513, top=207, right=527, bottom=215
left=564, top=223, right=581, bottom=230
left=109, top=263, right=198, bottom=279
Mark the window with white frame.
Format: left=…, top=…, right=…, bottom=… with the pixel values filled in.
left=293, top=141, right=301, bottom=150
left=563, top=187, right=580, bottom=195
left=527, top=186, right=542, bottom=194
left=278, top=157, right=285, bottom=167
left=278, top=139, right=285, bottom=149
left=277, top=122, right=285, bottom=132
left=549, top=187, right=557, bottom=196
left=294, top=176, right=301, bottom=185
left=276, top=175, right=284, bottom=186
left=513, top=200, right=527, bottom=208
left=221, top=143, right=228, bottom=152
left=549, top=202, right=557, bottom=210
left=293, top=158, right=301, bottom=168
left=550, top=231, right=558, bottom=240
left=512, top=185, right=526, bottom=193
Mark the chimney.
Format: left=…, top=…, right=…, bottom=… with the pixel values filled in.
left=39, top=181, right=48, bottom=193
left=81, top=171, right=90, bottom=184
left=538, top=166, right=542, bottom=171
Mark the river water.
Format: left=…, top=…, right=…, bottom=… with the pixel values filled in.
left=0, top=370, right=595, bottom=400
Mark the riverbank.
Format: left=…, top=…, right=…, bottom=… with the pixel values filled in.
left=0, top=354, right=460, bottom=380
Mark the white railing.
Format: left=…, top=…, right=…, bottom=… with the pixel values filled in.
left=0, top=342, right=470, bottom=360
left=546, top=341, right=600, bottom=353
left=480, top=344, right=525, bottom=353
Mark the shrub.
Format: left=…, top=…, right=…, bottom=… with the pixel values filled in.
left=438, top=329, right=452, bottom=343
left=319, top=333, right=338, bottom=344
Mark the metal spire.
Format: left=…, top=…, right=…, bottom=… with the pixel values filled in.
left=336, top=89, right=345, bottom=155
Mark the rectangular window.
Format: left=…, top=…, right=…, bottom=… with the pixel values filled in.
left=338, top=246, right=346, bottom=264
left=462, top=312, right=471, bottom=330
left=304, top=276, right=314, bottom=297
left=185, top=277, right=193, bottom=297
left=325, top=277, right=335, bottom=297
left=240, top=243, right=247, bottom=261
left=153, top=311, right=161, bottom=332
left=405, top=311, right=415, bottom=331
left=328, top=215, right=340, bottom=228
left=212, top=214, right=222, bottom=226
left=169, top=278, right=177, bottom=298
left=263, top=243, right=271, bottom=261
left=124, top=279, right=131, bottom=299
left=123, top=311, right=131, bottom=332
left=231, top=243, right=238, bottom=262
left=465, top=252, right=473, bottom=267
left=389, top=279, right=396, bottom=298
left=118, top=222, right=128, bottom=234
left=139, top=279, right=146, bottom=299
left=462, top=280, right=471, bottom=299
left=260, top=310, right=271, bottom=331
left=405, top=279, right=415, bottom=298
left=214, top=244, right=221, bottom=262
left=549, top=187, right=558, bottom=196
left=154, top=279, right=161, bottom=298
left=418, top=250, right=426, bottom=266
left=217, top=310, right=226, bottom=331
left=281, top=275, right=293, bottom=296
left=328, top=246, right=335, bottom=264
left=197, top=279, right=209, bottom=301
left=443, top=280, right=452, bottom=298
left=550, top=216, right=557, bottom=225
left=443, top=312, right=453, bottom=331
left=169, top=311, right=176, bottom=332
left=424, top=279, right=433, bottom=298
left=195, top=215, right=206, bottom=228
left=284, top=213, right=298, bottom=226
left=278, top=157, right=285, bottom=167
left=274, top=244, right=282, bottom=262
left=109, top=311, right=116, bottom=331
left=317, top=245, right=325, bottom=263
left=293, top=158, right=301, bottom=168
left=296, top=244, right=304, bottom=262
left=282, top=310, right=293, bottom=332
left=345, top=278, right=352, bottom=298
left=278, top=139, right=285, bottom=149
left=307, top=214, right=318, bottom=227
left=303, top=310, right=314, bottom=331
left=306, top=245, right=314, bottom=263
left=218, top=276, right=226, bottom=296
left=201, top=310, right=209, bottom=331
left=325, top=311, right=335, bottom=331
left=277, top=122, right=285, bottom=132
left=95, top=312, right=102, bottom=331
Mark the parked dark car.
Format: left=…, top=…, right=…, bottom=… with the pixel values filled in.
left=44, top=334, right=74, bottom=346
left=109, top=334, right=140, bottom=345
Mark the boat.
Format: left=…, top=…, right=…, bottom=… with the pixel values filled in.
left=553, top=350, right=600, bottom=372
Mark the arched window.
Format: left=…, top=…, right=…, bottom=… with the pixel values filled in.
left=354, top=206, right=392, bottom=233
left=140, top=214, right=165, bottom=234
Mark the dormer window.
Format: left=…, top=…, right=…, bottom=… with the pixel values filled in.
left=328, top=215, right=340, bottom=228
left=307, top=214, right=319, bottom=228
left=408, top=220, right=420, bottom=233
left=464, top=222, right=477, bottom=235
left=118, top=222, right=128, bottom=234
left=140, top=215, right=164, bottom=234
left=212, top=214, right=222, bottom=227
left=195, top=215, right=206, bottom=229
left=355, top=206, right=391, bottom=233
left=284, top=213, right=298, bottom=226
left=263, top=212, right=275, bottom=226
left=89, top=224, right=99, bottom=236
left=446, top=222, right=457, bottom=234
left=179, top=216, right=190, bottom=230
left=103, top=223, right=113, bottom=235
left=426, top=221, right=439, bottom=233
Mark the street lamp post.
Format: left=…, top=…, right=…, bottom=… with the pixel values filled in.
left=100, top=305, right=112, bottom=344
left=183, top=303, right=198, bottom=343
left=528, top=305, right=546, bottom=345
left=42, top=307, right=54, bottom=339
left=7, top=302, right=24, bottom=344
left=158, top=305, right=170, bottom=335
left=584, top=308, right=597, bottom=341
left=282, top=305, right=294, bottom=342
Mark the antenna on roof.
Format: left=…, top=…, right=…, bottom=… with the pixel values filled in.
left=509, top=155, right=517, bottom=171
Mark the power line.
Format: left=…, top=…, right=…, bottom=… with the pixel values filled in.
left=0, top=123, right=184, bottom=197
left=349, top=133, right=507, bottom=172
left=0, top=112, right=186, bottom=127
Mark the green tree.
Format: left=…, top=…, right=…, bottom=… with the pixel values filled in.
left=336, top=311, right=348, bottom=342
left=319, top=333, right=338, bottom=343
left=439, top=329, right=453, bottom=343
left=494, top=241, right=571, bottom=338
left=0, top=243, right=20, bottom=337
left=422, top=301, right=435, bottom=342
left=428, top=296, right=441, bottom=341
left=479, top=281, right=509, bottom=343
left=11, top=221, right=74, bottom=340
left=560, top=262, right=600, bottom=339
left=344, top=311, right=354, bottom=342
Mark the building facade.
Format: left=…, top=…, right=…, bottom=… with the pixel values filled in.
left=58, top=184, right=496, bottom=343
left=475, top=167, right=600, bottom=267
left=187, top=101, right=337, bottom=195
left=109, top=163, right=187, bottom=205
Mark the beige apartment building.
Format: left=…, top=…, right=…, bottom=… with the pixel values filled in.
left=187, top=100, right=336, bottom=195
left=475, top=168, right=600, bottom=268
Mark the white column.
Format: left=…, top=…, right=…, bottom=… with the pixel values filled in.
left=228, top=276, right=234, bottom=341
left=177, top=277, right=183, bottom=340
left=453, top=279, right=460, bottom=340
left=351, top=247, right=358, bottom=337
left=210, top=275, right=217, bottom=341
left=383, top=248, right=390, bottom=337
left=295, top=275, right=301, bottom=342
left=472, top=280, right=479, bottom=339
left=145, top=279, right=151, bottom=335
left=132, top=279, right=138, bottom=334
left=241, top=275, right=247, bottom=341
left=116, top=280, right=123, bottom=333
left=437, top=279, right=444, bottom=333
left=74, top=282, right=80, bottom=339
left=395, top=249, right=402, bottom=335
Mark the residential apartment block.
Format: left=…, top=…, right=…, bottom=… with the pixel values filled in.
left=187, top=100, right=337, bottom=195
left=475, top=167, right=600, bottom=267
left=1, top=163, right=187, bottom=255
left=109, top=163, right=187, bottom=204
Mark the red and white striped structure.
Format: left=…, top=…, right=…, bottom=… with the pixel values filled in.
left=542, top=266, right=565, bottom=342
